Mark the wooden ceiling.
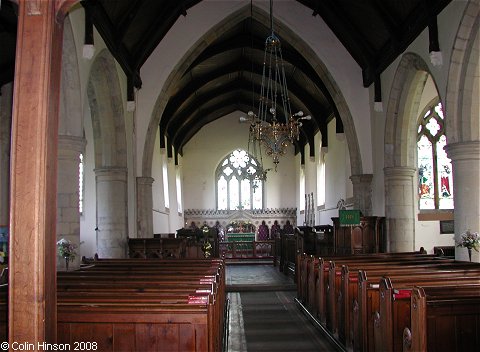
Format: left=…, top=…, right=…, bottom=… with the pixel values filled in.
left=0, top=0, right=452, bottom=156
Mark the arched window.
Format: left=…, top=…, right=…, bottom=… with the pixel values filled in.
left=417, top=101, right=454, bottom=210
left=78, top=153, right=84, bottom=214
left=216, top=149, right=263, bottom=210
left=316, top=149, right=326, bottom=206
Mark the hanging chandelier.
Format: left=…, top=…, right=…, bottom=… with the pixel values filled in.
left=241, top=0, right=311, bottom=170
left=240, top=125, right=271, bottom=190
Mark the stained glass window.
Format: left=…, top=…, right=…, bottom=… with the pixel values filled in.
left=216, top=149, right=264, bottom=210
left=417, top=102, right=453, bottom=210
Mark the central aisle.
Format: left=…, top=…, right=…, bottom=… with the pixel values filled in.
left=225, top=265, right=338, bottom=351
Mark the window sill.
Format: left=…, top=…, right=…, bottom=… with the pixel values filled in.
left=417, top=210, right=454, bottom=221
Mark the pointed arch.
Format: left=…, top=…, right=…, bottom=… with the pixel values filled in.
left=445, top=0, right=480, bottom=143
left=141, top=4, right=363, bottom=179
left=87, top=49, right=127, bottom=168
left=87, top=49, right=128, bottom=258
left=59, top=16, right=83, bottom=137
left=384, top=53, right=434, bottom=168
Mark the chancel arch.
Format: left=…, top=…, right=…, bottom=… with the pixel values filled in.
left=141, top=4, right=365, bottom=234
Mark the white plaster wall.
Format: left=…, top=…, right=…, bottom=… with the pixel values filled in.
left=415, top=221, right=454, bottom=254
left=317, top=119, right=352, bottom=226
left=182, top=110, right=296, bottom=211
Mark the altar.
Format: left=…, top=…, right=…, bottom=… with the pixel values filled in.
left=226, top=233, right=256, bottom=242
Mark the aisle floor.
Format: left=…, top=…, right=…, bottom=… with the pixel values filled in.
left=225, top=265, right=338, bottom=352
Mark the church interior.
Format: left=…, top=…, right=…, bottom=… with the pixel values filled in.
left=0, top=0, right=479, bottom=350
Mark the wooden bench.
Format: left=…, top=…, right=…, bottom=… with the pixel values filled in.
left=296, top=250, right=431, bottom=305
left=338, top=260, right=479, bottom=349
left=376, top=278, right=480, bottom=352
left=406, top=284, right=480, bottom=352
left=58, top=294, right=218, bottom=351
left=127, top=238, right=187, bottom=258
left=296, top=252, right=480, bottom=352
left=314, top=253, right=440, bottom=329
left=354, top=267, right=480, bottom=352
left=58, top=258, right=226, bottom=352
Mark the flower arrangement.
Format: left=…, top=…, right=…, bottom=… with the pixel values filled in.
left=456, top=230, right=480, bottom=251
left=56, top=238, right=78, bottom=261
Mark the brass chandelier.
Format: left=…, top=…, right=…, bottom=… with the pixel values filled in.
left=242, top=0, right=311, bottom=170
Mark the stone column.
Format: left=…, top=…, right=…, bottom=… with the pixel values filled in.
left=136, top=177, right=154, bottom=238
left=57, top=135, right=86, bottom=270
left=445, top=141, right=480, bottom=262
left=0, top=83, right=12, bottom=229
left=384, top=167, right=416, bottom=252
left=350, top=174, right=373, bottom=216
left=95, top=167, right=129, bottom=258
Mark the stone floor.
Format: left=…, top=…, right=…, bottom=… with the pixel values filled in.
left=226, top=264, right=296, bottom=291
left=225, top=264, right=338, bottom=352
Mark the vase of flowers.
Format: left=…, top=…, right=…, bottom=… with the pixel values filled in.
left=57, top=238, right=78, bottom=270
left=456, top=230, right=479, bottom=262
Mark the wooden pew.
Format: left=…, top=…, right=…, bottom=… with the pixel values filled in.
left=338, top=260, right=479, bottom=349
left=297, top=252, right=480, bottom=352
left=406, top=285, right=480, bottom=352
left=298, top=251, right=434, bottom=322
left=58, top=258, right=226, bottom=352
left=355, top=268, right=480, bottom=352
left=58, top=294, right=218, bottom=351
left=128, top=238, right=187, bottom=258
left=323, top=255, right=448, bottom=335
left=376, top=278, right=480, bottom=352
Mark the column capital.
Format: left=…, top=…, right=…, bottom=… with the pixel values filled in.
left=350, top=174, right=373, bottom=184
left=445, top=141, right=480, bottom=161
left=350, top=173, right=373, bottom=216
left=137, top=176, right=154, bottom=186
left=58, top=135, right=86, bottom=154
left=384, top=166, right=416, bottom=179
left=95, top=167, right=128, bottom=182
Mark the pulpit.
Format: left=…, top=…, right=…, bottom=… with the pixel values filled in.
left=332, top=216, right=386, bottom=254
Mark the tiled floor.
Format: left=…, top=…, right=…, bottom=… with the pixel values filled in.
left=226, top=264, right=338, bottom=352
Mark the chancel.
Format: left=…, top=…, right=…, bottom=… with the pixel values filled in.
left=0, top=0, right=479, bottom=350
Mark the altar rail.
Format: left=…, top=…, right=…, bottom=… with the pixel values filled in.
left=219, top=240, right=275, bottom=263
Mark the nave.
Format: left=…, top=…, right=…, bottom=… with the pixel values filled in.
left=226, top=265, right=337, bottom=352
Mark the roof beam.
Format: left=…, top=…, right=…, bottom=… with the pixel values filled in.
left=115, top=0, right=146, bottom=39
left=309, top=0, right=376, bottom=69
left=81, top=0, right=142, bottom=88
left=132, top=0, right=202, bottom=68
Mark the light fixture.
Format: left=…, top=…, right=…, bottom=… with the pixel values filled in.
left=238, top=0, right=271, bottom=189
left=240, top=124, right=271, bottom=191
left=242, top=0, right=311, bottom=170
